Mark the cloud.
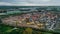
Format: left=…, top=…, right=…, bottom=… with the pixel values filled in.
left=41, top=0, right=51, bottom=2
left=0, top=0, right=60, bottom=6
left=0, top=2, right=13, bottom=6
left=0, top=2, right=59, bottom=6
left=26, top=0, right=51, bottom=3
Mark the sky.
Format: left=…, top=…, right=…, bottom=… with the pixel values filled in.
left=0, top=0, right=60, bottom=6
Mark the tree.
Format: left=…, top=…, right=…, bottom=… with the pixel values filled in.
left=23, top=28, right=33, bottom=34
left=0, top=18, right=2, bottom=24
